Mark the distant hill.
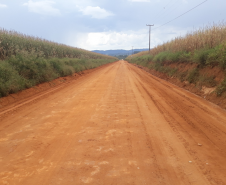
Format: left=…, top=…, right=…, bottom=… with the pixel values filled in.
left=92, top=49, right=149, bottom=57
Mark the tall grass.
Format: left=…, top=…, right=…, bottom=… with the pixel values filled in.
left=0, top=29, right=115, bottom=60
left=128, top=23, right=226, bottom=68
left=150, top=23, right=226, bottom=55
left=126, top=22, right=226, bottom=95
left=0, top=28, right=118, bottom=98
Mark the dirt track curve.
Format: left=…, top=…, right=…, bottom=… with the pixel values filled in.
left=1, top=60, right=226, bottom=185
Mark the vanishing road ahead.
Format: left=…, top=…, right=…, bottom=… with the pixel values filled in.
left=1, top=61, right=226, bottom=185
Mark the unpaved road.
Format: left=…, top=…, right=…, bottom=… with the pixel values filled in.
left=1, top=60, right=226, bottom=185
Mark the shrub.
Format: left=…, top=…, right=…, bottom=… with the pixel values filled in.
left=0, top=61, right=27, bottom=97
left=153, top=51, right=169, bottom=62
left=206, top=44, right=226, bottom=69
left=193, top=49, right=212, bottom=66
left=216, top=77, right=226, bottom=96
left=166, top=52, right=180, bottom=62
left=186, top=68, right=199, bottom=83
left=179, top=51, right=192, bottom=63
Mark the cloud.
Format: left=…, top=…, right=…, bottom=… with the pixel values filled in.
left=23, top=0, right=61, bottom=16
left=65, top=30, right=150, bottom=50
left=78, top=6, right=114, bottom=19
left=64, top=25, right=189, bottom=51
left=0, top=3, right=7, bottom=8
left=128, top=0, right=150, bottom=2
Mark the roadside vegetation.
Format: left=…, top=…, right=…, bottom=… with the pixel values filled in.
left=0, top=29, right=117, bottom=98
left=126, top=23, right=226, bottom=96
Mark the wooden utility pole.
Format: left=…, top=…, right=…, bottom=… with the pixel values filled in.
left=146, top=24, right=154, bottom=53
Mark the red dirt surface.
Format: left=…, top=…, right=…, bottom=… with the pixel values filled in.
left=1, top=60, right=226, bottom=185
left=0, top=62, right=114, bottom=110
left=134, top=63, right=226, bottom=110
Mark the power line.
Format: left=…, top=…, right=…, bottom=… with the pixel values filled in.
left=153, top=0, right=208, bottom=30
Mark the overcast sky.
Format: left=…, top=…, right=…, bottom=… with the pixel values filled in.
left=0, top=0, right=225, bottom=50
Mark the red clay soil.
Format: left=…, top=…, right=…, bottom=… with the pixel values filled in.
left=134, top=64, right=226, bottom=110
left=0, top=62, right=115, bottom=111
left=1, top=61, right=226, bottom=185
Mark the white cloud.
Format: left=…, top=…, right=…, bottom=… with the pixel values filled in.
left=65, top=30, right=150, bottom=50
left=0, top=3, right=7, bottom=8
left=64, top=26, right=189, bottom=51
left=128, top=0, right=150, bottom=2
left=78, top=6, right=114, bottom=19
left=23, top=0, right=61, bottom=16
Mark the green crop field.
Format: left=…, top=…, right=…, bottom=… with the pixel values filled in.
left=0, top=29, right=118, bottom=98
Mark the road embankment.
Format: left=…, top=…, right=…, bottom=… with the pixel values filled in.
left=131, top=61, right=226, bottom=110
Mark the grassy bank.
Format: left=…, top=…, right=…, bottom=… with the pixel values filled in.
left=126, top=23, right=226, bottom=96
left=0, top=29, right=117, bottom=98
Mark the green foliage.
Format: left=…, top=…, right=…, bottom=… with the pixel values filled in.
left=127, top=54, right=153, bottom=67
left=151, top=51, right=190, bottom=63
left=206, top=44, right=226, bottom=69
left=152, top=61, right=164, bottom=71
left=167, top=52, right=181, bottom=62
left=186, top=68, right=199, bottom=83
left=153, top=51, right=169, bottom=62
left=0, top=61, right=28, bottom=97
left=216, top=77, right=226, bottom=96
left=128, top=44, right=226, bottom=70
left=178, top=51, right=192, bottom=63
left=193, top=49, right=213, bottom=66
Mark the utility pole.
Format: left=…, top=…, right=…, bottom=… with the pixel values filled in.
left=146, top=24, right=154, bottom=53
left=132, top=46, right=133, bottom=55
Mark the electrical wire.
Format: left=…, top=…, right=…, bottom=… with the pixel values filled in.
left=153, top=0, right=208, bottom=30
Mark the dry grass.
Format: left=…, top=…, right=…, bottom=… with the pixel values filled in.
left=129, top=22, right=226, bottom=58
left=126, top=23, right=226, bottom=96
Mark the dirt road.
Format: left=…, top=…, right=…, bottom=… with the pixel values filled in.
left=1, top=60, right=226, bottom=185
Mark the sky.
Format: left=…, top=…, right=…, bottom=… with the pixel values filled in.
left=0, top=0, right=225, bottom=50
